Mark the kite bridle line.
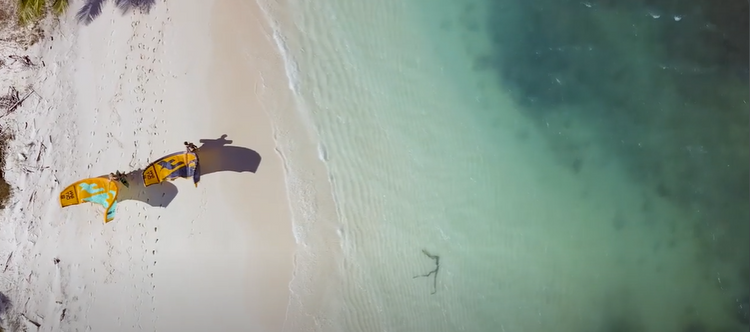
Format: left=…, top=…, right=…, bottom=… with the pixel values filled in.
left=110, top=171, right=129, bottom=188
left=116, top=170, right=128, bottom=187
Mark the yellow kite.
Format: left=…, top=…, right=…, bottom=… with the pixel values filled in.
left=142, top=150, right=200, bottom=187
left=59, top=176, right=120, bottom=223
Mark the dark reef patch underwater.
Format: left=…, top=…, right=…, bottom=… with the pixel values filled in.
left=468, top=0, right=748, bottom=331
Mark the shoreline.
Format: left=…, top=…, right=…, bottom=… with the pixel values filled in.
left=250, top=2, right=347, bottom=330
left=204, top=1, right=302, bottom=330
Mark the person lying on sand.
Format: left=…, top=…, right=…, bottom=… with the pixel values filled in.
left=108, top=170, right=130, bottom=188
left=184, top=141, right=199, bottom=153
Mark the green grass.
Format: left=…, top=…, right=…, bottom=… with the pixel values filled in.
left=17, top=0, right=68, bottom=26
left=51, top=0, right=67, bottom=15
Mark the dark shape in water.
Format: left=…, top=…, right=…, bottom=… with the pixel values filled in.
left=736, top=293, right=750, bottom=325
left=571, top=157, right=582, bottom=174
left=682, top=321, right=708, bottom=332
left=413, top=249, right=440, bottom=295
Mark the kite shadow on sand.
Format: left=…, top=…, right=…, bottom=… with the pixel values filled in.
left=116, top=171, right=178, bottom=208
left=196, top=134, right=262, bottom=176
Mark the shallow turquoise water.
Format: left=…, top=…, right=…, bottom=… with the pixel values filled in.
left=262, top=0, right=749, bottom=331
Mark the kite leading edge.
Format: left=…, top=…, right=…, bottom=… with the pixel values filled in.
left=142, top=141, right=201, bottom=188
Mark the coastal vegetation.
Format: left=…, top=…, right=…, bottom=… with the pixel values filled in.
left=16, top=0, right=69, bottom=26
left=0, top=0, right=56, bottom=209
left=0, top=0, right=65, bottom=48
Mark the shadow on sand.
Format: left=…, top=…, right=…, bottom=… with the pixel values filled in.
left=75, top=0, right=157, bottom=25
left=116, top=171, right=178, bottom=208
left=0, top=291, right=10, bottom=327
left=197, top=134, right=262, bottom=176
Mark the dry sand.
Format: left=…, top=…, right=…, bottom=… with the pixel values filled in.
left=0, top=0, right=302, bottom=331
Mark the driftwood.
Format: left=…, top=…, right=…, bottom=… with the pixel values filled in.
left=36, top=143, right=46, bottom=162
left=20, top=313, right=41, bottom=328
left=8, top=55, right=34, bottom=67
left=0, top=86, right=37, bottom=118
left=3, top=251, right=12, bottom=272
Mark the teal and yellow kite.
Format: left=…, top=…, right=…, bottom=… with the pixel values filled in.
left=59, top=176, right=120, bottom=223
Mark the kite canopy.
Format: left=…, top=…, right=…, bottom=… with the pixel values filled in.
left=142, top=151, right=200, bottom=187
left=59, top=177, right=120, bottom=223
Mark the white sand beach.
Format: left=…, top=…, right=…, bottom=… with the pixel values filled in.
left=0, top=1, right=313, bottom=331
